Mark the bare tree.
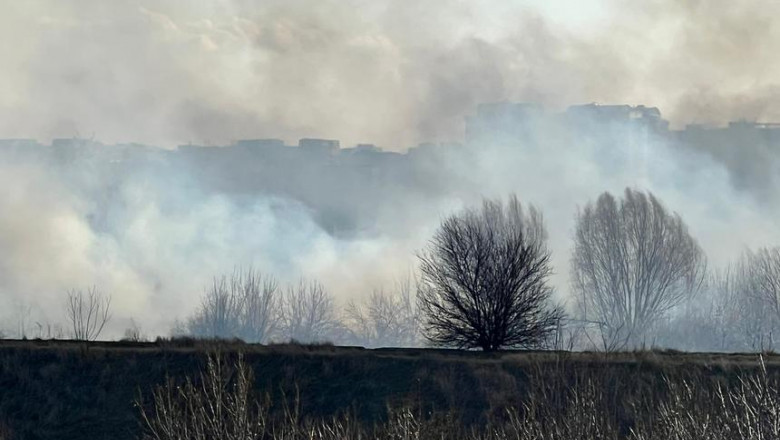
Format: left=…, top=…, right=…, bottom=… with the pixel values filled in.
left=698, top=263, right=776, bottom=351
left=65, top=287, right=112, bottom=341
left=572, top=188, right=706, bottom=350
left=279, top=279, right=337, bottom=343
left=715, top=247, right=780, bottom=351
left=417, top=195, right=562, bottom=351
left=344, top=278, right=420, bottom=347
left=235, top=269, right=279, bottom=343
left=10, top=300, right=32, bottom=339
left=187, top=276, right=242, bottom=338
left=746, top=247, right=780, bottom=319
left=33, top=321, right=65, bottom=340
left=724, top=274, right=777, bottom=351
left=122, top=318, right=145, bottom=342
left=186, top=268, right=279, bottom=343
left=656, top=254, right=780, bottom=352
left=18, top=303, right=31, bottom=339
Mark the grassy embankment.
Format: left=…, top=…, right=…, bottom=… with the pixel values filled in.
left=0, top=339, right=776, bottom=440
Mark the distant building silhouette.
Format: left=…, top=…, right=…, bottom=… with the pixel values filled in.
left=3, top=100, right=780, bottom=223
left=299, top=138, right=339, bottom=155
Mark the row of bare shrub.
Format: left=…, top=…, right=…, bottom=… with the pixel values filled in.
left=179, top=269, right=420, bottom=348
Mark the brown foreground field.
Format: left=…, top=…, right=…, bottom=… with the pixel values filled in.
left=0, top=339, right=777, bottom=439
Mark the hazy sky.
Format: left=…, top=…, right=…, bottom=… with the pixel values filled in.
left=2, top=0, right=780, bottom=148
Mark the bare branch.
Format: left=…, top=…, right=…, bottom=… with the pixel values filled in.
left=65, top=287, right=112, bottom=341
left=279, top=279, right=337, bottom=343
left=571, top=188, right=706, bottom=350
left=185, top=268, right=279, bottom=343
left=417, top=195, right=562, bottom=351
left=344, top=278, right=420, bottom=348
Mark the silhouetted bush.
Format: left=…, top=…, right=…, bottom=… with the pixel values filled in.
left=418, top=195, right=562, bottom=351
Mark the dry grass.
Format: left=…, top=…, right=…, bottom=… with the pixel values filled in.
left=6, top=340, right=780, bottom=439
left=136, top=351, right=780, bottom=440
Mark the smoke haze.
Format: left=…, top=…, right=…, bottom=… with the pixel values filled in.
left=2, top=0, right=780, bottom=340
left=4, top=0, right=780, bottom=146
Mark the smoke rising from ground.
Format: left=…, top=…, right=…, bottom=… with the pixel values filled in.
left=2, top=1, right=780, bottom=342
left=0, top=153, right=440, bottom=336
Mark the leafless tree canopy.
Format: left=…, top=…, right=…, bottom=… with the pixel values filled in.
left=186, top=268, right=279, bottom=343
left=745, top=247, right=780, bottom=318
left=417, top=195, right=562, bottom=351
left=65, top=287, right=112, bottom=341
left=639, top=250, right=780, bottom=352
left=694, top=263, right=774, bottom=351
left=572, top=188, right=706, bottom=350
left=279, top=279, right=337, bottom=343
left=187, top=277, right=241, bottom=339
left=717, top=247, right=780, bottom=350
left=344, top=278, right=420, bottom=347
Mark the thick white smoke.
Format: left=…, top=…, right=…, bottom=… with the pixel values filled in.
left=2, top=0, right=780, bottom=339
left=5, top=1, right=780, bottom=147
left=0, top=153, right=448, bottom=337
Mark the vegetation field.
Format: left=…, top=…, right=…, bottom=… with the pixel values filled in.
left=0, top=339, right=777, bottom=440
